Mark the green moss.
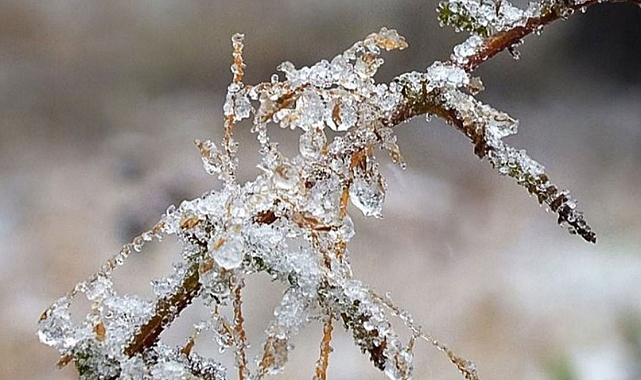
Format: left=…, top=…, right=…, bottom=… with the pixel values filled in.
left=437, top=1, right=492, bottom=37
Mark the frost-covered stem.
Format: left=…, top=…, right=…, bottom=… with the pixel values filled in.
left=124, top=262, right=202, bottom=358
left=39, top=6, right=640, bottom=378
left=386, top=85, right=596, bottom=242
left=232, top=279, right=249, bottom=380
left=221, top=34, right=246, bottom=183
left=101, top=262, right=202, bottom=380
left=463, top=0, right=641, bottom=72
left=313, top=315, right=334, bottom=380
left=373, top=291, right=479, bottom=380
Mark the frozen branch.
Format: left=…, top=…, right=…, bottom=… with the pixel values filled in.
left=37, top=1, right=639, bottom=379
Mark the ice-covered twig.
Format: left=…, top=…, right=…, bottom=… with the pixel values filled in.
left=38, top=1, right=638, bottom=379
left=386, top=81, right=596, bottom=242
left=438, top=0, right=641, bottom=72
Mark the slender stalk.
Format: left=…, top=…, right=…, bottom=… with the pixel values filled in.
left=313, top=315, right=334, bottom=380
left=463, top=0, right=641, bottom=72
left=59, top=1, right=638, bottom=375
left=233, top=279, right=249, bottom=380
left=124, top=262, right=201, bottom=357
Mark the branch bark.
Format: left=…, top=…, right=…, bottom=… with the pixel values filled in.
left=463, top=0, right=641, bottom=72
left=107, top=0, right=637, bottom=367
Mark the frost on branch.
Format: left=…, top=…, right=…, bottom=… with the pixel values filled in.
left=437, top=0, right=532, bottom=37
left=440, top=90, right=596, bottom=242
left=38, top=1, right=606, bottom=378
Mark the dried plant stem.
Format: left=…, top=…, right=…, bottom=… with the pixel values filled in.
left=463, top=0, right=641, bottom=72
left=124, top=262, right=202, bottom=357
left=388, top=85, right=596, bottom=242
left=313, top=315, right=334, bottom=380
left=115, top=0, right=615, bottom=362
left=222, top=34, right=246, bottom=183
left=373, top=291, right=479, bottom=380
left=37, top=2, right=641, bottom=379
left=110, top=0, right=611, bottom=363
left=102, top=263, right=202, bottom=380
left=233, top=279, right=249, bottom=380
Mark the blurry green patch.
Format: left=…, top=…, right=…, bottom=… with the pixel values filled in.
left=618, top=312, right=641, bottom=363
left=545, top=352, right=577, bottom=380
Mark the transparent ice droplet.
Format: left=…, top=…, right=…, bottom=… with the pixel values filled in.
left=299, top=128, right=327, bottom=160
left=452, top=35, right=484, bottom=65
left=277, top=61, right=296, bottom=77
left=339, top=215, right=355, bottom=241
left=150, top=361, right=189, bottom=380
left=508, top=45, right=521, bottom=60
left=195, top=139, right=224, bottom=176
left=295, top=90, right=325, bottom=130
left=230, top=63, right=242, bottom=77
left=371, top=27, right=408, bottom=51
left=213, top=236, right=245, bottom=270
left=309, top=59, right=333, bottom=88
left=498, top=1, right=526, bottom=28
left=378, top=90, right=400, bottom=112
left=426, top=61, right=469, bottom=90
left=349, top=173, right=386, bottom=218
left=327, top=100, right=357, bottom=132
left=151, top=262, right=187, bottom=298
left=37, top=297, right=76, bottom=351
left=486, top=111, right=518, bottom=138
left=234, top=94, right=252, bottom=120
left=132, top=235, right=145, bottom=252
left=272, top=162, right=299, bottom=190
left=85, top=273, right=113, bottom=301
left=231, top=33, right=244, bottom=46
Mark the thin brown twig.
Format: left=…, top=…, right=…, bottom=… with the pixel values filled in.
left=75, top=1, right=641, bottom=373
left=463, top=0, right=639, bottom=72
left=233, top=278, right=249, bottom=380
left=313, top=315, right=334, bottom=380
left=222, top=34, right=246, bottom=182
left=124, top=262, right=201, bottom=357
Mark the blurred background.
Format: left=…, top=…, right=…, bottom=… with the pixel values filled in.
left=1, top=1, right=640, bottom=379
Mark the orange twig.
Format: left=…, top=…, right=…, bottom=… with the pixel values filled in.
left=313, top=315, right=334, bottom=380
left=233, top=279, right=249, bottom=380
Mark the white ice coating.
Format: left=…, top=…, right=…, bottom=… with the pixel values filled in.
left=426, top=61, right=470, bottom=90
left=452, top=35, right=485, bottom=65
left=36, top=27, right=422, bottom=380
left=441, top=0, right=529, bottom=33
left=44, top=10, right=607, bottom=376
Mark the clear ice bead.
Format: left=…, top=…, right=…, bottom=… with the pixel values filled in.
left=213, top=236, right=245, bottom=270
left=37, top=298, right=76, bottom=351
left=349, top=174, right=386, bottom=218
left=299, top=128, right=327, bottom=160
left=272, top=162, right=299, bottom=190
left=85, top=273, right=113, bottom=301
left=150, top=361, right=189, bottom=380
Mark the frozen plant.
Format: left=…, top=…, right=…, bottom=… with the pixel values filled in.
left=38, top=0, right=639, bottom=379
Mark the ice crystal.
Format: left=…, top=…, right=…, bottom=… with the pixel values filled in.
left=151, top=262, right=188, bottom=298
left=452, top=35, right=485, bottom=65
left=211, top=234, right=245, bottom=270
left=427, top=61, right=470, bottom=90
left=349, top=160, right=387, bottom=218
left=438, top=0, right=528, bottom=36
left=38, top=2, right=605, bottom=376
left=38, top=297, right=77, bottom=351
